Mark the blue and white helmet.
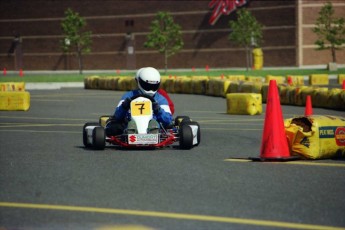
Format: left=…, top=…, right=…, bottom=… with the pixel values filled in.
left=136, top=67, right=161, bottom=96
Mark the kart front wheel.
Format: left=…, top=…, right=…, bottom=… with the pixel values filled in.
left=83, top=122, right=99, bottom=148
left=92, top=126, right=105, bottom=150
left=183, top=121, right=201, bottom=146
left=179, top=124, right=193, bottom=150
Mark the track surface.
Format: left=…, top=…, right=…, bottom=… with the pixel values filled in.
left=1, top=88, right=345, bottom=230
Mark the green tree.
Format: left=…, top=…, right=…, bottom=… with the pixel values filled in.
left=144, top=11, right=184, bottom=73
left=312, top=2, right=345, bottom=63
left=61, top=8, right=92, bottom=74
left=228, top=9, right=263, bottom=71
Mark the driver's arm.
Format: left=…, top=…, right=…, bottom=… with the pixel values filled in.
left=154, top=95, right=173, bottom=126
left=114, top=99, right=128, bottom=120
left=114, top=92, right=135, bottom=120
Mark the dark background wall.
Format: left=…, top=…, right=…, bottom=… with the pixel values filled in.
left=0, top=0, right=298, bottom=71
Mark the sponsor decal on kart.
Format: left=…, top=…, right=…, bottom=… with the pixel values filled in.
left=128, top=134, right=159, bottom=145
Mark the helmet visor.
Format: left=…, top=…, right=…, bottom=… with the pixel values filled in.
left=139, top=77, right=160, bottom=91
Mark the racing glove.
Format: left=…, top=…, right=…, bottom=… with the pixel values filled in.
left=121, top=98, right=131, bottom=110
left=152, top=102, right=161, bottom=115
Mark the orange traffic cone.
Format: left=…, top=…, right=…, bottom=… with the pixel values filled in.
left=342, top=80, right=345, bottom=90
left=19, top=69, right=24, bottom=77
left=304, top=95, right=313, bottom=116
left=287, top=76, right=293, bottom=86
left=251, top=80, right=299, bottom=161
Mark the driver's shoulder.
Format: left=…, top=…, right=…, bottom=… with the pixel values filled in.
left=155, top=92, right=169, bottom=104
left=122, top=90, right=140, bottom=99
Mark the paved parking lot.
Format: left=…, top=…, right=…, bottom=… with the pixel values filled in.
left=1, top=88, right=344, bottom=230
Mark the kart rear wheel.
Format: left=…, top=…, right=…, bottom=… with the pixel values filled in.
left=92, top=126, right=105, bottom=150
left=179, top=124, right=193, bottom=150
left=183, top=121, right=201, bottom=146
left=83, top=122, right=99, bottom=148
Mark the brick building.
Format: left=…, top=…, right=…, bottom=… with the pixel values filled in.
left=0, top=0, right=344, bottom=71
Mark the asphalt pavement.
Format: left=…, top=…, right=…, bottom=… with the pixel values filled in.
left=0, top=87, right=344, bottom=230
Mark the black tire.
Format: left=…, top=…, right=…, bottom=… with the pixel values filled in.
left=83, top=122, right=99, bottom=148
left=183, top=121, right=201, bottom=146
left=175, top=116, right=191, bottom=126
left=179, top=124, right=193, bottom=150
left=92, top=126, right=105, bottom=150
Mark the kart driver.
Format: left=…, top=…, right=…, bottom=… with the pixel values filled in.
left=136, top=67, right=175, bottom=115
left=105, top=67, right=173, bottom=135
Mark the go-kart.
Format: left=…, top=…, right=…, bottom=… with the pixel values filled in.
left=83, top=94, right=200, bottom=150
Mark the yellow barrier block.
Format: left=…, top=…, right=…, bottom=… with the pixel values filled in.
left=117, top=76, right=134, bottom=91
left=84, top=76, right=99, bottom=89
left=227, top=75, right=245, bottom=81
left=226, top=93, right=262, bottom=115
left=265, top=75, right=285, bottom=84
left=278, top=85, right=297, bottom=105
left=180, top=78, right=193, bottom=94
left=174, top=76, right=188, bottom=94
left=191, top=76, right=209, bottom=81
left=98, top=77, right=108, bottom=90
left=129, top=77, right=137, bottom=90
left=328, top=88, right=345, bottom=110
left=162, top=76, right=176, bottom=93
left=311, top=87, right=329, bottom=107
left=285, top=115, right=345, bottom=159
left=286, top=75, right=304, bottom=86
left=206, top=79, right=230, bottom=97
left=108, top=77, right=120, bottom=90
left=0, top=91, right=30, bottom=111
left=295, top=86, right=314, bottom=106
left=0, top=82, right=25, bottom=91
left=309, top=74, right=329, bottom=85
left=253, top=48, right=263, bottom=70
left=240, top=81, right=262, bottom=94
left=223, top=80, right=232, bottom=96
left=191, top=78, right=207, bottom=95
left=338, top=74, right=345, bottom=85
left=245, top=76, right=264, bottom=83
left=206, top=78, right=219, bottom=96
left=229, top=81, right=262, bottom=94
